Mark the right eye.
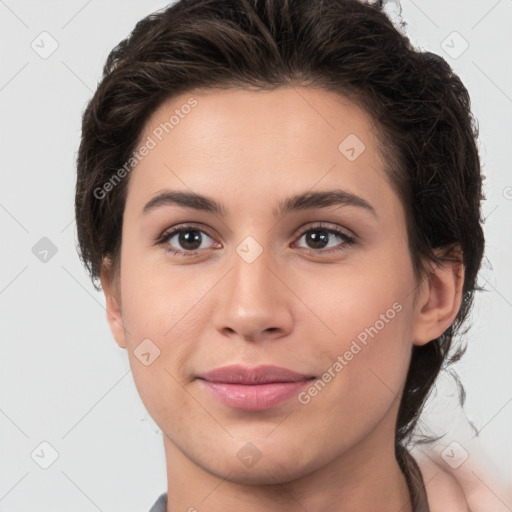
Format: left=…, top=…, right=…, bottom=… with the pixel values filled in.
left=157, top=225, right=221, bottom=257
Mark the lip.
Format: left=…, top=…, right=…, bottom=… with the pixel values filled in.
left=196, top=364, right=315, bottom=411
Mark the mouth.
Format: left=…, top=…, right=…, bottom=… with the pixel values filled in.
left=196, top=364, right=316, bottom=411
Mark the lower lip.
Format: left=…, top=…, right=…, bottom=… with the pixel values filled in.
left=199, top=380, right=312, bottom=410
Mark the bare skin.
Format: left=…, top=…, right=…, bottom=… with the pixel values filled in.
left=414, top=445, right=512, bottom=511
left=100, top=86, right=464, bottom=511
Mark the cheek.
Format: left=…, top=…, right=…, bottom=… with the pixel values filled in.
left=295, top=256, right=411, bottom=353
left=294, top=287, right=413, bottom=454
left=294, top=250, right=415, bottom=410
left=118, top=250, right=220, bottom=414
left=120, top=288, right=201, bottom=432
left=119, top=244, right=209, bottom=340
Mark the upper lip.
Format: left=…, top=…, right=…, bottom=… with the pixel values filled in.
left=197, top=364, right=315, bottom=384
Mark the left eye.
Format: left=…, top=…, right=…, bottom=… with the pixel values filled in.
left=293, top=226, right=355, bottom=252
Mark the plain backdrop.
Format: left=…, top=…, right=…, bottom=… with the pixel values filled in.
left=1, top=1, right=511, bottom=511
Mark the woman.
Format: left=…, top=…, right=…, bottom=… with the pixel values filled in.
left=74, top=0, right=490, bottom=510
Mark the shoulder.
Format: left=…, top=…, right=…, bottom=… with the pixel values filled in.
left=413, top=449, right=512, bottom=512
left=413, top=452, right=470, bottom=512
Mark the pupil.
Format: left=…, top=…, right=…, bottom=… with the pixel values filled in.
left=307, top=230, right=328, bottom=249
left=179, top=230, right=201, bottom=250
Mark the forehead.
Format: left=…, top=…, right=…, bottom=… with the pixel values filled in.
left=139, top=86, right=381, bottom=158
left=125, top=86, right=399, bottom=219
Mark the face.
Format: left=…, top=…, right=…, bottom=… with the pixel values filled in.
left=105, top=86, right=425, bottom=484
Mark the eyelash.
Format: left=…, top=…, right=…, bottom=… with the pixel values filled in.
left=155, top=222, right=357, bottom=257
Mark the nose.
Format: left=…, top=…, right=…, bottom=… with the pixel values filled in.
left=211, top=241, right=294, bottom=343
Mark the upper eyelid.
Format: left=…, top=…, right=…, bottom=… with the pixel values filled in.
left=296, top=222, right=353, bottom=236
left=160, top=223, right=215, bottom=241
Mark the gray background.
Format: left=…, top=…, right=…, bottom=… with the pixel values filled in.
left=1, top=1, right=511, bottom=511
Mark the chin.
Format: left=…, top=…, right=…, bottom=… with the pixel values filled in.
left=199, top=443, right=320, bottom=486
left=213, top=460, right=309, bottom=486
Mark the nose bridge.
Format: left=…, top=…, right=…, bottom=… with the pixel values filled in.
left=230, top=235, right=276, bottom=312
left=212, top=233, right=293, bottom=341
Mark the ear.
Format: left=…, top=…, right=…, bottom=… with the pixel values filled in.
left=99, top=258, right=127, bottom=349
left=412, top=248, right=465, bottom=346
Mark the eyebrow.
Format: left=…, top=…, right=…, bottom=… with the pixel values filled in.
left=142, top=189, right=377, bottom=218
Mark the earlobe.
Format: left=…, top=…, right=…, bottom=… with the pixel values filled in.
left=412, top=252, right=465, bottom=347
left=99, top=259, right=127, bottom=349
